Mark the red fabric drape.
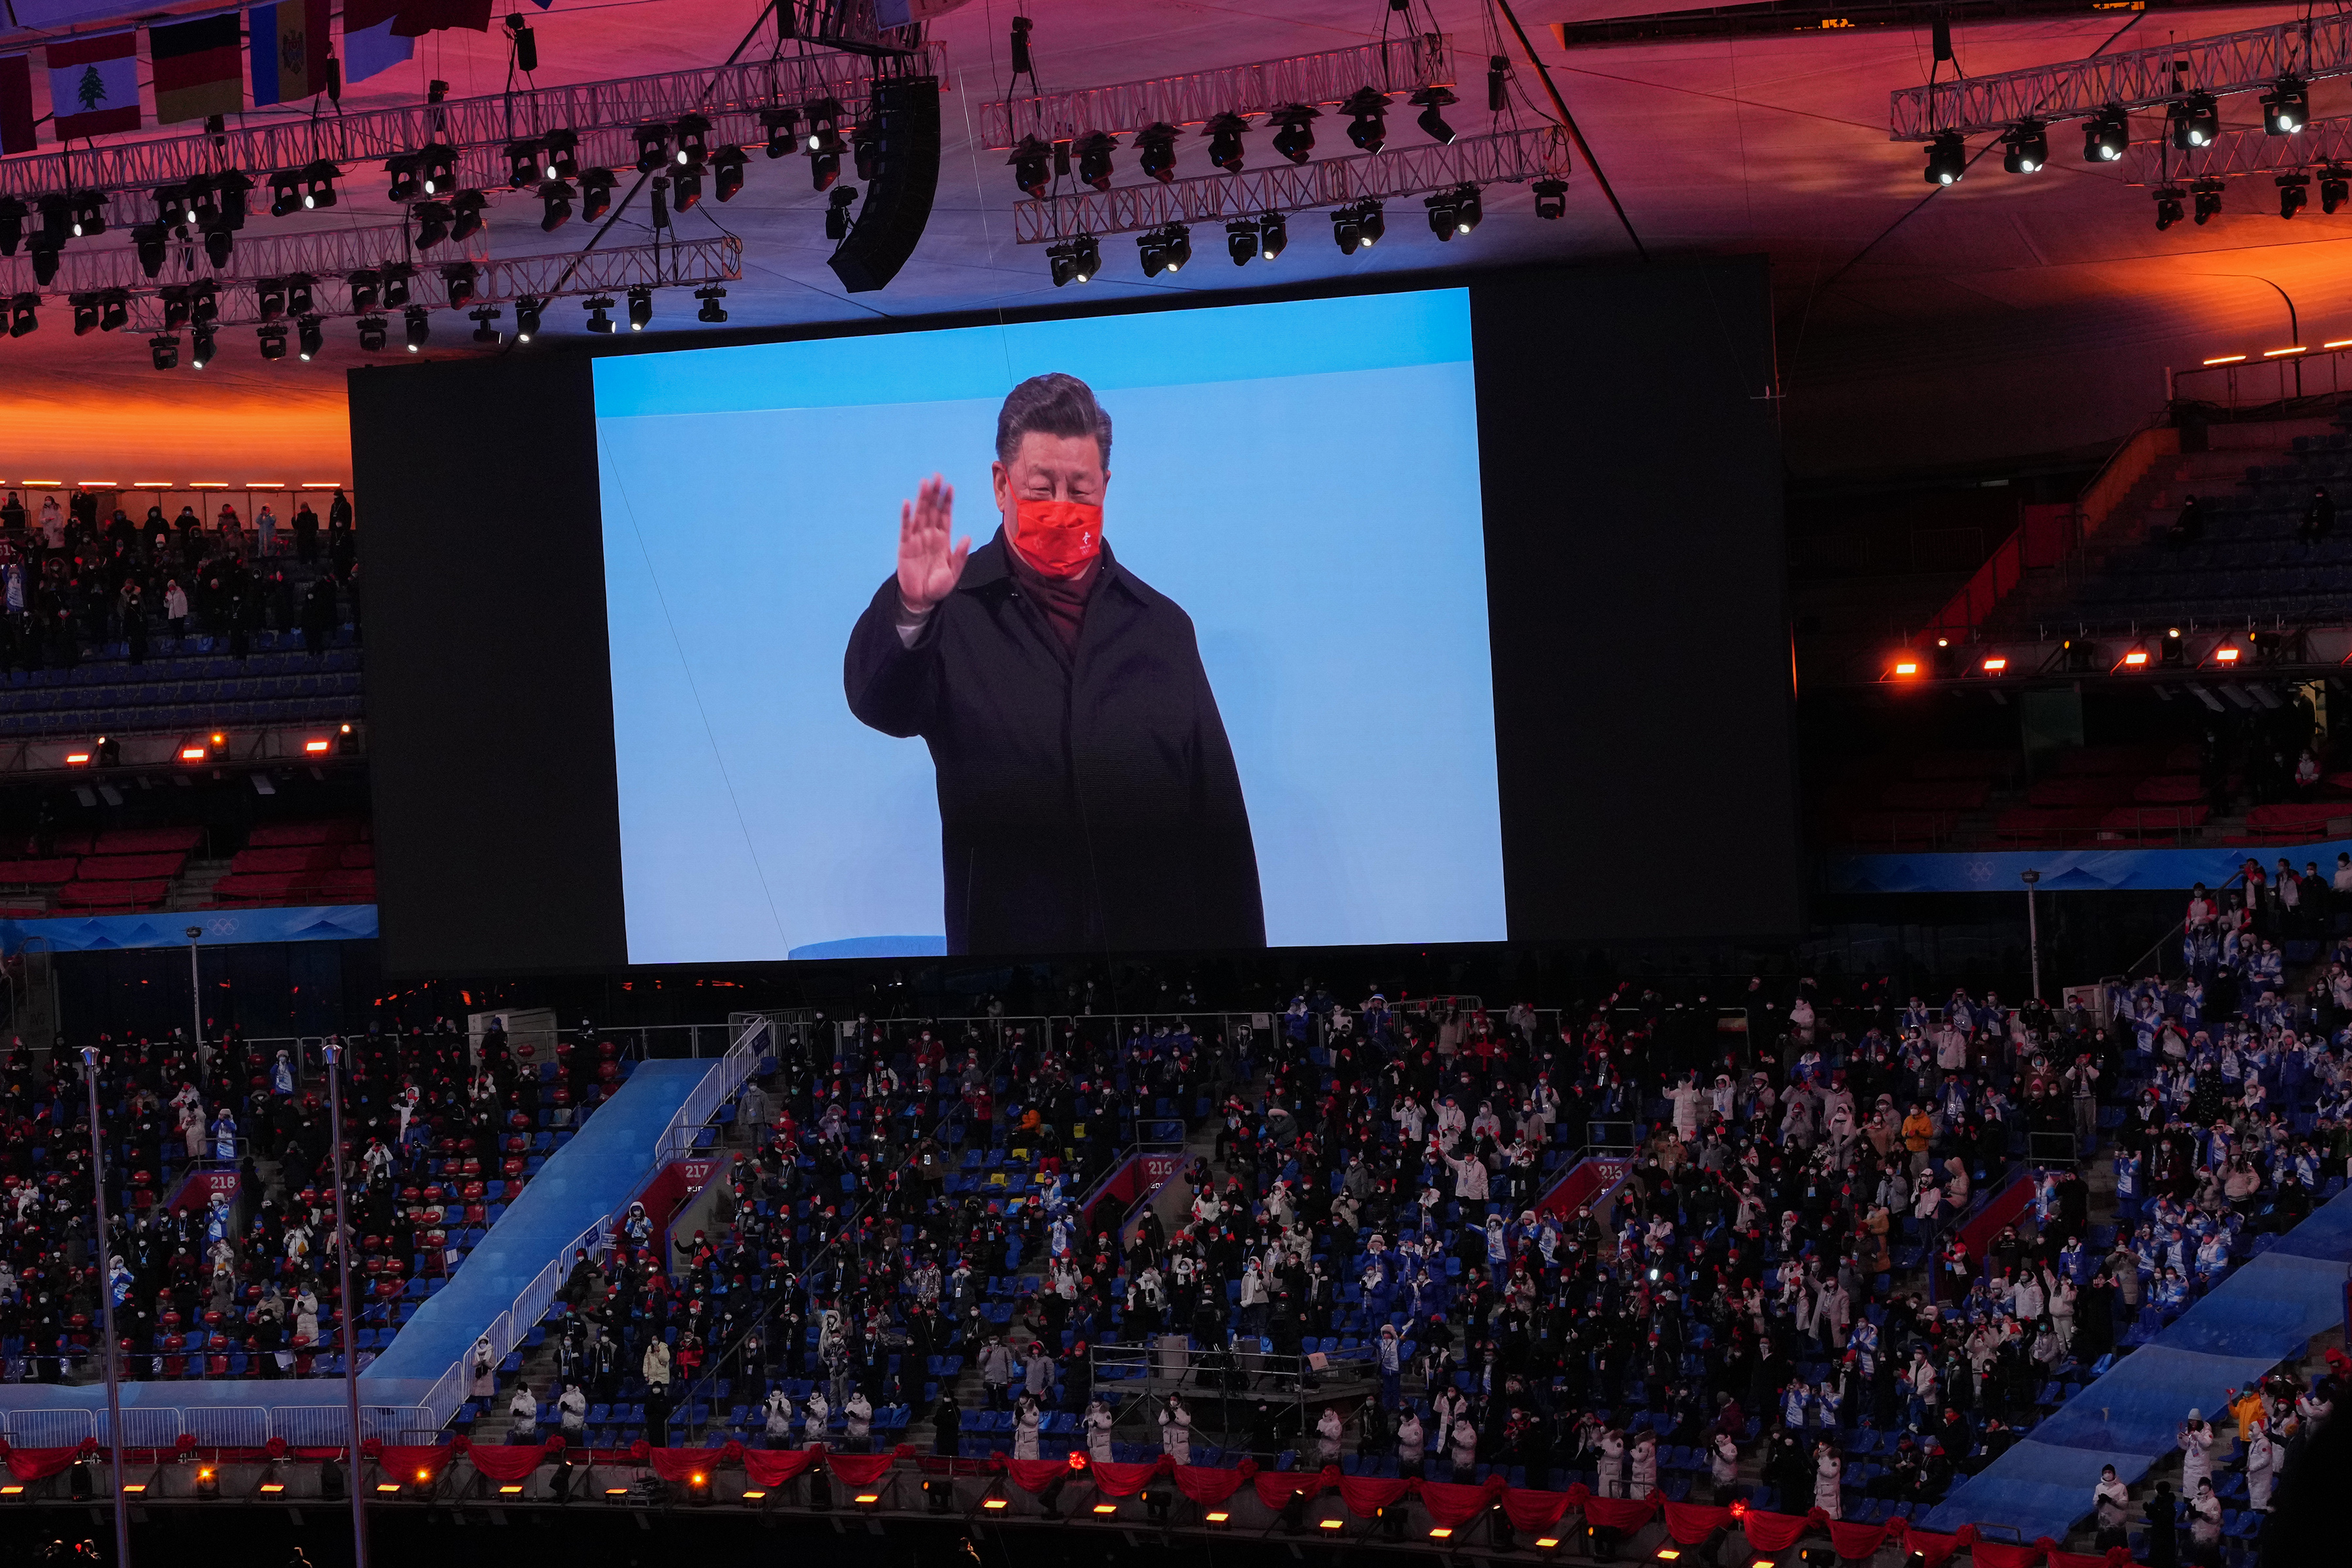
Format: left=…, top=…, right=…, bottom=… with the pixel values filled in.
left=1090, top=1459, right=1166, bottom=1497
left=825, top=1452, right=898, bottom=1488
left=1002, top=1458, right=1075, bottom=1494
left=1252, top=1468, right=1330, bottom=1512
left=1172, top=1461, right=1254, bottom=1505
left=1739, top=1507, right=1822, bottom=1553
left=742, top=1448, right=820, bottom=1487
left=1894, top=1524, right=1976, bottom=1568
left=1829, top=1519, right=1897, bottom=1559
left=1420, top=1477, right=1505, bottom=1528
left=380, top=1445, right=455, bottom=1482
left=3, top=1447, right=90, bottom=1482
left=468, top=1444, right=551, bottom=1482
left=1663, top=1502, right=1737, bottom=1544
left=1580, top=1493, right=1661, bottom=1532
left=1500, top=1488, right=1578, bottom=1531
left=645, top=1448, right=720, bottom=1483
left=1969, top=1542, right=2044, bottom=1568
left=1337, top=1475, right=1413, bottom=1518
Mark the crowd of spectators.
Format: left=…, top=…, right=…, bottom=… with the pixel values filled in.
left=0, top=486, right=357, bottom=672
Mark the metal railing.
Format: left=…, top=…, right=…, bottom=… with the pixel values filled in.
left=0, top=1403, right=431, bottom=1449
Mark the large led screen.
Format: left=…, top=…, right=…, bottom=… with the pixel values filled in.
left=591, top=288, right=1505, bottom=962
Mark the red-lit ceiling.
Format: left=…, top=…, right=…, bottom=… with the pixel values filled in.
left=0, top=0, right=2339, bottom=475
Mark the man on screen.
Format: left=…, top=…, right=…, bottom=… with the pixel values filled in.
left=844, top=372, right=1264, bottom=955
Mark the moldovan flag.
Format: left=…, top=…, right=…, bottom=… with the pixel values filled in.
left=0, top=56, right=35, bottom=155
left=149, top=12, right=244, bottom=124
left=340, top=0, right=414, bottom=86
left=46, top=31, right=140, bottom=140
left=250, top=0, right=330, bottom=106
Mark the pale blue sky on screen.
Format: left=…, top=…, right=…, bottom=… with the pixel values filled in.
left=593, top=288, right=1504, bottom=965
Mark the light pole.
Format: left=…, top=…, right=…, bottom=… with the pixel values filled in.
left=183, top=925, right=203, bottom=1055
left=321, top=1039, right=370, bottom=1568
left=78, top=1045, right=131, bottom=1568
left=2021, top=869, right=2043, bottom=1001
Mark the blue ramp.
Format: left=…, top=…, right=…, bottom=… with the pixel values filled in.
left=362, top=1060, right=711, bottom=1409
left=1925, top=1183, right=2352, bottom=1542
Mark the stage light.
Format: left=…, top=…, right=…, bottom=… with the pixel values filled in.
left=1137, top=121, right=1179, bottom=182
left=450, top=189, right=486, bottom=242
left=191, top=325, right=215, bottom=365
left=65, top=191, right=102, bottom=239
left=1047, top=240, right=1079, bottom=286
left=404, top=304, right=431, bottom=350
left=385, top=154, right=421, bottom=201
left=304, top=738, right=331, bottom=754
left=150, top=335, right=180, bottom=370
left=442, top=261, right=478, bottom=305
left=1333, top=204, right=1364, bottom=254
left=159, top=286, right=193, bottom=328
left=8, top=293, right=34, bottom=337
left=2083, top=103, right=2129, bottom=161
left=1137, top=222, right=1190, bottom=276
left=69, top=1461, right=93, bottom=1500
left=1982, top=655, right=2008, bottom=672
left=1534, top=176, right=1568, bottom=218
left=1892, top=659, right=1921, bottom=678
left=1318, top=1516, right=1343, bottom=1532
left=417, top=143, right=458, bottom=195
left=1064, top=130, right=1117, bottom=191
left=2170, top=91, right=2219, bottom=150
left=809, top=142, right=842, bottom=191
left=924, top=1475, right=954, bottom=1514
left=2194, top=177, right=2224, bottom=223
left=825, top=184, right=858, bottom=239
left=627, top=286, right=653, bottom=330
left=2278, top=172, right=2310, bottom=217
left=297, top=316, right=323, bottom=359
left=133, top=222, right=167, bottom=277
left=356, top=315, right=387, bottom=352
left=855, top=1492, right=882, bottom=1510
left=1426, top=188, right=1462, bottom=238
left=740, top=1488, right=766, bottom=1502
left=1493, top=1505, right=1518, bottom=1550
left=1009, top=134, right=1053, bottom=197
left=1412, top=85, right=1458, bottom=144
left=584, top=294, right=616, bottom=333
left=301, top=159, right=338, bottom=209
left=685, top=1469, right=711, bottom=1505
left=634, top=121, right=672, bottom=171
left=2122, top=646, right=2150, bottom=667
left=180, top=744, right=208, bottom=762
left=1656, top=1551, right=1683, bottom=1561
left=259, top=322, right=291, bottom=361
left=1925, top=130, right=1966, bottom=185
left=1281, top=1492, right=1308, bottom=1534
left=95, top=289, right=127, bottom=333
left=1537, top=1538, right=1562, bottom=1558
left=2264, top=75, right=2308, bottom=135
left=2002, top=119, right=2047, bottom=173
left=1144, top=1486, right=1172, bottom=1524
left=761, top=105, right=802, bottom=157
left=253, top=276, right=287, bottom=320
left=1262, top=104, right=1319, bottom=167
left=672, top=165, right=704, bottom=210
left=411, top=201, right=451, bottom=249
left=694, top=285, right=727, bottom=323
left=574, top=167, right=613, bottom=221
left=713, top=144, right=746, bottom=201
left=284, top=274, right=316, bottom=316
left=506, top=139, right=544, bottom=188
left=1226, top=218, right=1260, bottom=264
left=469, top=306, right=502, bottom=345
left=1095, top=1502, right=1122, bottom=1517
left=533, top=178, right=574, bottom=231
left=673, top=112, right=711, bottom=170
left=203, top=226, right=233, bottom=267
left=381, top=265, right=411, bottom=306
left=195, top=1465, right=219, bottom=1500
left=0, top=195, right=23, bottom=254
left=69, top=294, right=97, bottom=336
left=2153, top=185, right=2186, bottom=229
left=269, top=168, right=303, bottom=217
left=1342, top=86, right=1389, bottom=151
left=121, top=1481, right=145, bottom=1495
left=1203, top=111, right=1248, bottom=172
left=1360, top=199, right=1384, bottom=244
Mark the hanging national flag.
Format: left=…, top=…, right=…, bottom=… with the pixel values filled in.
left=341, top=0, right=414, bottom=86
left=250, top=0, right=330, bottom=106
left=46, top=31, right=140, bottom=141
left=387, top=0, right=492, bottom=37
left=0, top=56, right=35, bottom=155
left=150, top=12, right=244, bottom=124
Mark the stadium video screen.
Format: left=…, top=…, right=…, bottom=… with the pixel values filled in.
left=589, top=289, right=1507, bottom=964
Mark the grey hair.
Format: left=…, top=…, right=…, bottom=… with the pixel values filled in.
left=995, top=372, right=1112, bottom=467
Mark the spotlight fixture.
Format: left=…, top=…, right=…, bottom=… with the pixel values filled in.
left=713, top=144, right=747, bottom=201
left=674, top=112, right=711, bottom=169
left=627, top=286, right=653, bottom=330
left=694, top=284, right=728, bottom=323
left=191, top=323, right=215, bottom=364
left=2169, top=91, right=2220, bottom=150
left=297, top=315, right=323, bottom=359
left=69, top=294, right=97, bottom=336
left=1267, top=104, right=1318, bottom=163
left=505, top=139, right=544, bottom=188
left=672, top=165, right=704, bottom=210
left=1533, top=176, right=1568, bottom=219
left=634, top=121, right=672, bottom=171
left=204, top=227, right=233, bottom=267
left=584, top=294, right=616, bottom=333
left=189, top=278, right=220, bottom=321
left=538, top=179, right=574, bottom=231
left=255, top=277, right=288, bottom=320
left=1925, top=130, right=1967, bottom=185
left=385, top=154, right=421, bottom=201
left=450, top=189, right=487, bottom=242
left=809, top=129, right=843, bottom=191
left=581, top=168, right=615, bottom=220
left=1425, top=188, right=1462, bottom=238
left=1411, top=86, right=1458, bottom=144
left=824, top=184, right=860, bottom=240
left=2083, top=104, right=2130, bottom=161
left=1136, top=121, right=1179, bottom=182
left=99, top=289, right=127, bottom=332
left=2263, top=75, right=2309, bottom=135
left=2154, top=185, right=2186, bottom=229
left=257, top=322, right=288, bottom=360
left=411, top=201, right=452, bottom=249
left=2002, top=119, right=2047, bottom=173
left=2193, top=176, right=2224, bottom=223
left=356, top=314, right=387, bottom=351
left=2324, top=164, right=2351, bottom=212
left=442, top=261, right=479, bottom=306
left=269, top=168, right=304, bottom=217
left=1047, top=231, right=1100, bottom=286
left=1259, top=209, right=1287, bottom=258
left=69, top=191, right=105, bottom=238
left=1203, top=111, right=1248, bottom=172
left=380, top=265, right=412, bottom=307
left=287, top=275, right=316, bottom=316
left=404, top=303, right=431, bottom=350
left=1226, top=218, right=1259, bottom=264
left=161, top=287, right=192, bottom=328
left=418, top=144, right=459, bottom=195
left=1072, top=131, right=1117, bottom=190
left=542, top=127, right=579, bottom=180
left=28, top=240, right=59, bottom=286
left=133, top=223, right=167, bottom=278
left=301, top=159, right=339, bottom=208
left=1488, top=51, right=1511, bottom=111
left=0, top=195, right=20, bottom=255
left=469, top=304, right=502, bottom=344
left=505, top=10, right=538, bottom=71
left=150, top=334, right=179, bottom=370
left=2278, top=171, right=2310, bottom=218
left=761, top=105, right=802, bottom=159
left=1341, top=86, right=1390, bottom=151
left=1009, top=134, right=1053, bottom=197
left=1073, top=231, right=1100, bottom=280
left=1136, top=221, right=1192, bottom=276
left=515, top=296, right=544, bottom=339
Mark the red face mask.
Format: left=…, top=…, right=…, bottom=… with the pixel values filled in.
left=1011, top=498, right=1103, bottom=579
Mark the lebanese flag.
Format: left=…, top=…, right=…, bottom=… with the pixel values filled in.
left=46, top=30, right=139, bottom=140
left=0, top=56, right=35, bottom=155
left=149, top=12, right=244, bottom=125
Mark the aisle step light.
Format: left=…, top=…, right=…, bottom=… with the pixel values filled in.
left=195, top=1464, right=220, bottom=1499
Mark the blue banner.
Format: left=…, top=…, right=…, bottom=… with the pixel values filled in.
left=1826, top=839, right=2352, bottom=894
left=0, top=903, right=376, bottom=956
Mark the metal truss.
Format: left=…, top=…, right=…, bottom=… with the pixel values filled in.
left=2122, top=110, right=2352, bottom=184
left=0, top=44, right=945, bottom=203
left=1011, top=125, right=1567, bottom=243
left=0, top=224, right=484, bottom=300
left=1889, top=15, right=2352, bottom=139
left=983, top=34, right=1454, bottom=148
